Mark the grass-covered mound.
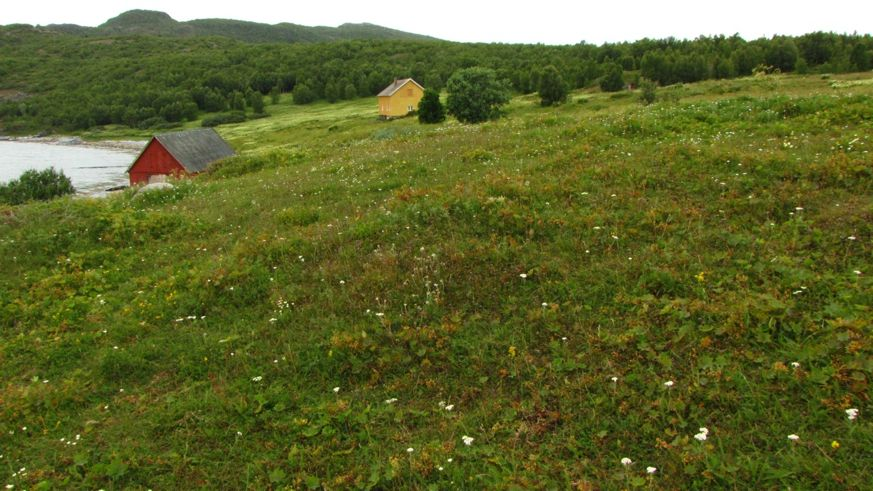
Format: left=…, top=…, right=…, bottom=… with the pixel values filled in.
left=0, top=74, right=871, bottom=489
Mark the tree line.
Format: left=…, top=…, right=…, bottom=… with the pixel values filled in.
left=0, top=26, right=870, bottom=132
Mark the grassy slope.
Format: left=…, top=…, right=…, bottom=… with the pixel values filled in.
left=1, top=74, right=872, bottom=489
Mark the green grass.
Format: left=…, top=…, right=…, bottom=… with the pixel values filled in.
left=1, top=73, right=872, bottom=489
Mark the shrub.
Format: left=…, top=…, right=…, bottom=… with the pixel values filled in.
left=293, top=83, right=317, bottom=105
left=640, top=78, right=657, bottom=105
left=248, top=92, right=265, bottom=114
left=445, top=67, right=511, bottom=123
left=0, top=167, right=75, bottom=205
left=201, top=111, right=247, bottom=127
left=538, top=65, right=568, bottom=106
left=138, top=116, right=169, bottom=129
left=599, top=63, right=625, bottom=92
left=418, top=89, right=446, bottom=124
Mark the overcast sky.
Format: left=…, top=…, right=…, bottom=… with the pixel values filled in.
left=2, top=1, right=871, bottom=45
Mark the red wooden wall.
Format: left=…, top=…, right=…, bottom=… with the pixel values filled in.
left=128, top=139, right=188, bottom=185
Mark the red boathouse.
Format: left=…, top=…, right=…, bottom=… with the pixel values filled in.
left=127, top=128, right=235, bottom=186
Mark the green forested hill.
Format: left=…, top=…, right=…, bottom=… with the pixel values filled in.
left=0, top=74, right=871, bottom=489
left=46, top=9, right=439, bottom=43
left=0, top=24, right=871, bottom=135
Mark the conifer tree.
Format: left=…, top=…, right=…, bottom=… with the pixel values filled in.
left=418, top=89, right=445, bottom=124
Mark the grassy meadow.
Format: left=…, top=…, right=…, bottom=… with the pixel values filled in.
left=1, top=73, right=872, bottom=489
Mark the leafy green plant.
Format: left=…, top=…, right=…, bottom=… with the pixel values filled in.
left=418, top=89, right=446, bottom=124
left=538, top=65, right=568, bottom=106
left=446, top=67, right=511, bottom=123
left=0, top=167, right=75, bottom=204
left=202, top=111, right=247, bottom=127
left=600, top=62, right=625, bottom=92
left=640, top=78, right=657, bottom=105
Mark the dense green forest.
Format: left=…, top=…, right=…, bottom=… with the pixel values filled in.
left=0, top=25, right=871, bottom=133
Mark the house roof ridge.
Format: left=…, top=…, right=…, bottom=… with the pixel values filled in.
left=377, top=78, right=424, bottom=97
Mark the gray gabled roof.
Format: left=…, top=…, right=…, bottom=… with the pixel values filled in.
left=377, top=78, right=424, bottom=97
left=128, top=128, right=235, bottom=173
left=155, top=128, right=236, bottom=173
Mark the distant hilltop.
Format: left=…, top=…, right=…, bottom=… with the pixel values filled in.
left=36, top=9, right=440, bottom=43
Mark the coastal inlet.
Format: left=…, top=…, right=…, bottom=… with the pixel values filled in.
left=0, top=138, right=145, bottom=195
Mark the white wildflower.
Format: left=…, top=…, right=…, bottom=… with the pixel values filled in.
left=332, top=386, right=340, bottom=393
left=385, top=398, right=398, bottom=404
left=445, top=404, right=454, bottom=411
left=620, top=457, right=633, bottom=466
left=462, top=435, right=474, bottom=446
left=519, top=273, right=527, bottom=279
left=406, top=447, right=414, bottom=453
left=787, top=434, right=800, bottom=441
left=251, top=376, right=263, bottom=382
left=846, top=408, right=859, bottom=420
left=611, top=377, right=618, bottom=383
left=646, top=466, right=657, bottom=474
left=791, top=362, right=800, bottom=368
left=663, top=380, right=674, bottom=387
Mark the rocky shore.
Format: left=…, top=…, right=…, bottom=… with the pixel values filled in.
left=1, top=135, right=146, bottom=153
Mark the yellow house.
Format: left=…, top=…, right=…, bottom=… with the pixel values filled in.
left=377, top=78, right=425, bottom=118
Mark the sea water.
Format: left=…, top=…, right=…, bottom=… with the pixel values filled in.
left=0, top=141, right=142, bottom=195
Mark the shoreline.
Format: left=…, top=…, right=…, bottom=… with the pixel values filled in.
left=0, top=135, right=146, bottom=153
